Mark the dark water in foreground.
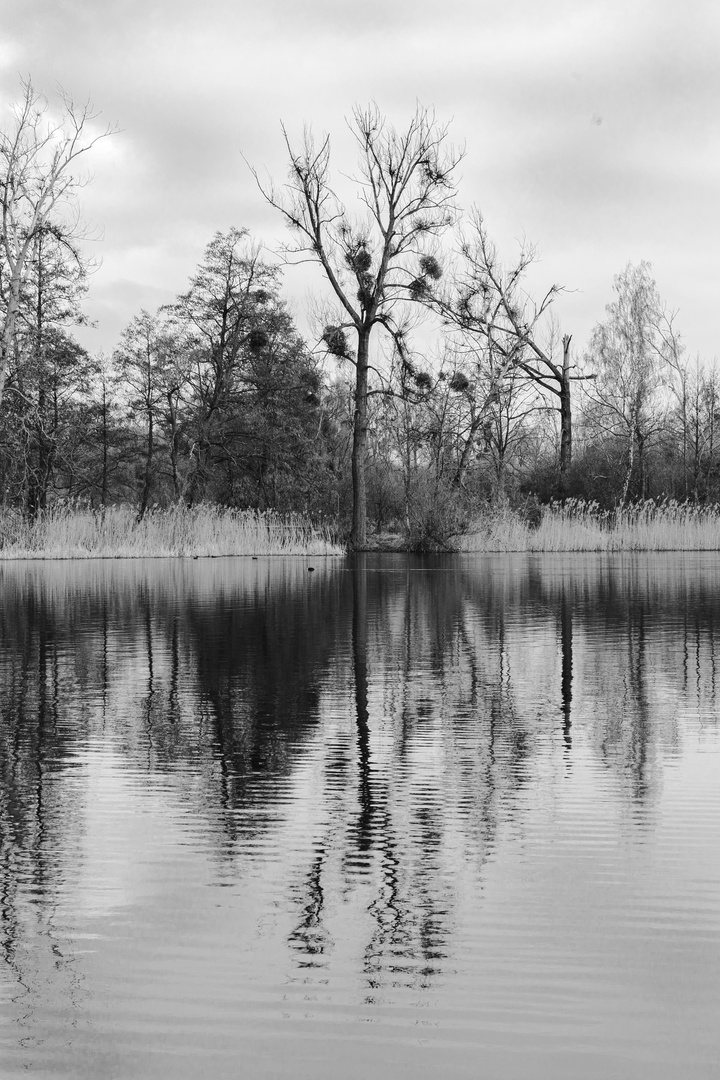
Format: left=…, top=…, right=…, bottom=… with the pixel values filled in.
left=1, top=552, right=719, bottom=1079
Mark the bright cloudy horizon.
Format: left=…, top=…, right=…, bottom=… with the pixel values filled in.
left=4, top=0, right=719, bottom=363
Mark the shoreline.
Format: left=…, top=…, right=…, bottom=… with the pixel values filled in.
left=3, top=500, right=720, bottom=559
left=4, top=544, right=720, bottom=560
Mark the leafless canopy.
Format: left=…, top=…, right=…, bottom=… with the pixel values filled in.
left=251, top=103, right=463, bottom=351
left=0, top=78, right=116, bottom=407
left=441, top=211, right=563, bottom=386
left=251, top=103, right=462, bottom=547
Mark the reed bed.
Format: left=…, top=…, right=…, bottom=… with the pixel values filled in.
left=4, top=499, right=720, bottom=559
left=0, top=504, right=342, bottom=559
left=459, top=499, right=720, bottom=552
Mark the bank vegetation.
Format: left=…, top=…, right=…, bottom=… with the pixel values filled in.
left=2, top=82, right=719, bottom=555
left=0, top=504, right=341, bottom=559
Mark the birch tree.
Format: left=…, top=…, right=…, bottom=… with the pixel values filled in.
left=584, top=262, right=672, bottom=504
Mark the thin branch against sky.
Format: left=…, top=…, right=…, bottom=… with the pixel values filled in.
left=2, top=0, right=718, bottom=360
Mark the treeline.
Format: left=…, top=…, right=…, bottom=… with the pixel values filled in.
left=1, top=84, right=718, bottom=547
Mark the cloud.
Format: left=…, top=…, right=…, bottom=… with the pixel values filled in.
left=4, top=0, right=720, bottom=358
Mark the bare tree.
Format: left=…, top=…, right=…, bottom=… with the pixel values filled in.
left=438, top=212, right=589, bottom=491
left=0, top=79, right=114, bottom=411
left=113, top=311, right=168, bottom=520
left=252, top=104, right=462, bottom=548
left=583, top=262, right=673, bottom=504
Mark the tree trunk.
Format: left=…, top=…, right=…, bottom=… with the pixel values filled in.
left=693, top=405, right=701, bottom=502
left=0, top=269, right=22, bottom=415
left=350, top=328, right=370, bottom=549
left=620, top=414, right=636, bottom=508
left=167, top=391, right=180, bottom=501
left=637, top=430, right=647, bottom=498
left=403, top=403, right=412, bottom=534
left=138, top=412, right=154, bottom=521
left=100, top=382, right=109, bottom=509
left=681, top=380, right=688, bottom=499
left=559, top=334, right=572, bottom=491
left=35, top=425, right=55, bottom=515
left=453, top=403, right=484, bottom=488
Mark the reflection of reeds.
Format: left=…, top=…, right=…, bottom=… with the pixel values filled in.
left=460, top=499, right=720, bottom=552
left=0, top=504, right=342, bottom=558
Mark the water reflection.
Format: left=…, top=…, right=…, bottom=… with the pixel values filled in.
left=560, top=585, right=573, bottom=753
left=1, top=554, right=720, bottom=1078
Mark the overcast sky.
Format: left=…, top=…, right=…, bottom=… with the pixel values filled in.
left=3, top=0, right=719, bottom=362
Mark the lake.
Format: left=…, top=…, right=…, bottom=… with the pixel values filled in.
left=1, top=552, right=719, bottom=1079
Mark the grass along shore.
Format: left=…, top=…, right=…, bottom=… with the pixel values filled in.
left=2, top=499, right=720, bottom=559
left=459, top=498, right=720, bottom=552
left=0, top=504, right=342, bottom=559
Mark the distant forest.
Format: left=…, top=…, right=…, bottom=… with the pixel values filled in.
left=2, top=83, right=717, bottom=546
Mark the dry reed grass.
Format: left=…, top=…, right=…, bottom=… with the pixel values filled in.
left=4, top=499, right=719, bottom=559
left=459, top=499, right=720, bottom=552
left=0, top=504, right=342, bottom=559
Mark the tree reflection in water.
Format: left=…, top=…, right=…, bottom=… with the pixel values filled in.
left=0, top=552, right=719, bottom=1064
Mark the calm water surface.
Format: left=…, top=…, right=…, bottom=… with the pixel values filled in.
left=1, top=552, right=719, bottom=1079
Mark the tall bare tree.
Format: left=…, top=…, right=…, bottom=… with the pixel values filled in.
left=438, top=212, right=589, bottom=491
left=113, top=310, right=170, bottom=519
left=0, top=79, right=114, bottom=411
left=253, top=104, right=462, bottom=548
left=666, top=354, right=720, bottom=501
left=584, top=262, right=673, bottom=504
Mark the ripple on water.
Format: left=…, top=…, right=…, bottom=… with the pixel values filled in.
left=1, top=553, right=720, bottom=1079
